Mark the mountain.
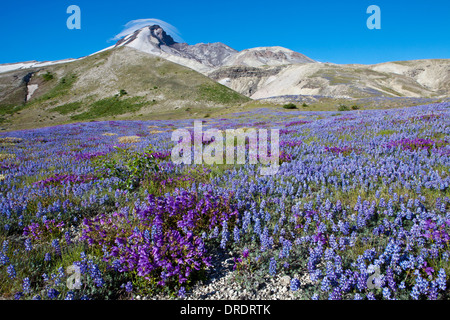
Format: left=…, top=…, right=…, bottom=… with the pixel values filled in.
left=114, top=25, right=316, bottom=72
left=114, top=25, right=239, bottom=73
left=110, top=25, right=450, bottom=100
left=0, top=24, right=448, bottom=131
left=0, top=46, right=249, bottom=131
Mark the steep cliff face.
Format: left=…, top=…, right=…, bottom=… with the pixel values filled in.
left=208, top=66, right=283, bottom=96
left=0, top=71, right=34, bottom=107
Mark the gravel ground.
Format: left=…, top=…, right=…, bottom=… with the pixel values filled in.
left=140, top=248, right=313, bottom=301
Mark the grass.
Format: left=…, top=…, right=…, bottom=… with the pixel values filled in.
left=50, top=102, right=83, bottom=115
left=303, top=135, right=321, bottom=145
left=70, top=96, right=149, bottom=121
left=377, top=129, right=398, bottom=136
left=197, top=83, right=251, bottom=105
left=0, top=153, right=16, bottom=161
left=432, top=132, right=448, bottom=141
left=0, top=104, right=28, bottom=123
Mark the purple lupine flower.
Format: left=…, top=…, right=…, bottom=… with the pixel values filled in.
left=24, top=239, right=32, bottom=252
left=290, top=278, right=301, bottom=291
left=0, top=252, right=10, bottom=266
left=125, top=281, right=133, bottom=293
left=7, top=264, right=16, bottom=279
left=435, top=269, right=447, bottom=291
left=14, top=292, right=23, bottom=300
left=269, top=257, right=277, bottom=276
left=220, top=220, right=229, bottom=249
left=22, top=277, right=31, bottom=294
left=65, top=291, right=75, bottom=300
left=233, top=226, right=240, bottom=243
left=47, top=288, right=59, bottom=299
left=51, top=239, right=61, bottom=256
left=178, top=286, right=186, bottom=298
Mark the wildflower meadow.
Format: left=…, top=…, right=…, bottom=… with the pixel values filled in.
left=0, top=102, right=449, bottom=300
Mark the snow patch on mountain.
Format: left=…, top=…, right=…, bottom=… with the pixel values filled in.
left=0, top=59, right=78, bottom=74
left=26, top=84, right=38, bottom=101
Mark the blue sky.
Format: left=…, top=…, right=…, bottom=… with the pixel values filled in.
left=0, top=0, right=449, bottom=64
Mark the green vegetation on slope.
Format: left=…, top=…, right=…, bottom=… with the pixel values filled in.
left=41, top=71, right=54, bottom=82
left=0, top=104, right=28, bottom=123
left=50, top=101, right=83, bottom=115
left=70, top=96, right=152, bottom=121
left=197, top=83, right=251, bottom=104
left=34, top=73, right=78, bottom=103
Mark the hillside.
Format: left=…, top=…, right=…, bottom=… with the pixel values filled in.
left=209, top=59, right=450, bottom=99
left=0, top=46, right=250, bottom=131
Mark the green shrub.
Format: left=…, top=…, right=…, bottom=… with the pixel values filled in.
left=93, top=146, right=160, bottom=191
left=282, top=103, right=298, bottom=109
left=351, top=105, right=360, bottom=110
left=42, top=72, right=54, bottom=81
left=338, top=105, right=350, bottom=111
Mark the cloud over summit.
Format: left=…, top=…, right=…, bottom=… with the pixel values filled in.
left=112, top=18, right=184, bottom=42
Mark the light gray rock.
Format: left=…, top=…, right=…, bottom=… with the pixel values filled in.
left=280, top=275, right=291, bottom=287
